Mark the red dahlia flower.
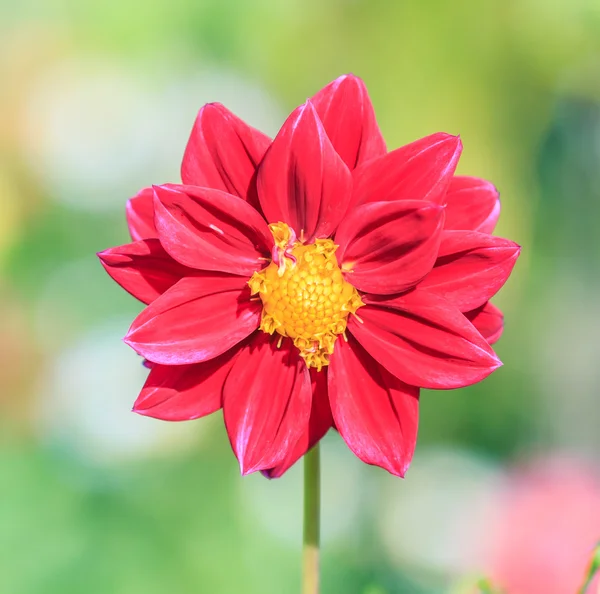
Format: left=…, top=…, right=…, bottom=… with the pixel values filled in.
left=98, top=75, right=520, bottom=478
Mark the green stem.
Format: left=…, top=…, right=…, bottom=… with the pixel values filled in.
left=577, top=542, right=600, bottom=594
left=302, top=443, right=320, bottom=594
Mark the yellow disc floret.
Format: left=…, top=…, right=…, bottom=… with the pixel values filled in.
left=248, top=222, right=364, bottom=370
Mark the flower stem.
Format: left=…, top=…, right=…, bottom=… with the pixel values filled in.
left=578, top=542, right=600, bottom=594
left=302, top=443, right=320, bottom=594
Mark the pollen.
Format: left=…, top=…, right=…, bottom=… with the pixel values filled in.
left=248, top=222, right=364, bottom=370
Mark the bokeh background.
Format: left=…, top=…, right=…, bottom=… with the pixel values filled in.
left=1, top=1, right=600, bottom=593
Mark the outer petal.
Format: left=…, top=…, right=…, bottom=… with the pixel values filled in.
left=418, top=231, right=521, bottom=311
left=466, top=302, right=504, bottom=345
left=444, top=176, right=501, bottom=233
left=348, top=290, right=502, bottom=389
left=328, top=336, right=419, bottom=477
left=126, top=187, right=157, bottom=241
left=153, top=184, right=273, bottom=275
left=335, top=200, right=445, bottom=294
left=181, top=103, right=271, bottom=210
left=98, top=239, right=193, bottom=304
left=257, top=101, right=352, bottom=241
left=352, top=133, right=462, bottom=207
left=263, top=368, right=333, bottom=479
left=311, top=74, right=387, bottom=169
left=132, top=346, right=241, bottom=421
left=124, top=275, right=261, bottom=365
left=223, top=333, right=312, bottom=475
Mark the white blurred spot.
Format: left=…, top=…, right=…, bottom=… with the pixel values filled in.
left=35, top=317, right=201, bottom=465
left=239, top=432, right=365, bottom=547
left=531, top=276, right=600, bottom=453
left=377, top=447, right=502, bottom=578
left=20, top=55, right=285, bottom=213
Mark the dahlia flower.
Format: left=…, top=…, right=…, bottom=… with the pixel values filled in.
left=99, top=75, right=519, bottom=478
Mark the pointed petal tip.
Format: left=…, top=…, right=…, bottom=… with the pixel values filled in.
left=485, top=353, right=503, bottom=373
left=150, top=184, right=163, bottom=203
left=151, top=183, right=177, bottom=196
left=131, top=394, right=156, bottom=416
left=240, top=462, right=258, bottom=477
left=380, top=459, right=410, bottom=478
left=202, top=101, right=224, bottom=110
left=379, top=453, right=415, bottom=478
left=151, top=184, right=179, bottom=210
left=96, top=247, right=126, bottom=263
left=234, top=442, right=268, bottom=477
left=504, top=242, right=522, bottom=260
left=96, top=249, right=121, bottom=265
left=437, top=133, right=462, bottom=153
left=395, top=464, right=409, bottom=479
left=194, top=102, right=227, bottom=120
left=299, top=98, right=318, bottom=116
left=122, top=334, right=136, bottom=350
left=513, top=246, right=522, bottom=261
left=335, top=72, right=363, bottom=85
left=436, top=132, right=460, bottom=142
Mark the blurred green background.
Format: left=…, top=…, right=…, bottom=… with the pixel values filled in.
left=1, top=1, right=600, bottom=593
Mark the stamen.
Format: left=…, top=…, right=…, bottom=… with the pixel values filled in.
left=247, top=222, right=363, bottom=370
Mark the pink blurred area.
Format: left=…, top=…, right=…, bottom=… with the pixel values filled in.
left=486, top=457, right=600, bottom=594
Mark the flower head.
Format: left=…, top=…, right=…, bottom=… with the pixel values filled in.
left=98, top=75, right=520, bottom=477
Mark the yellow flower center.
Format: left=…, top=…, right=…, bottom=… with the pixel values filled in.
left=248, top=222, right=364, bottom=370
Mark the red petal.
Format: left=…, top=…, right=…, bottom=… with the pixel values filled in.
left=352, top=133, right=462, bottom=207
left=124, top=275, right=260, bottom=365
left=153, top=184, right=272, bottom=275
left=311, top=74, right=386, bottom=169
left=466, top=302, right=504, bottom=345
left=418, top=230, right=521, bottom=311
left=328, top=336, right=419, bottom=477
left=349, top=290, right=502, bottom=389
left=263, top=368, right=333, bottom=478
left=132, top=346, right=241, bottom=421
left=98, top=239, right=193, bottom=304
left=223, top=333, right=312, bottom=475
left=335, top=200, right=445, bottom=294
left=126, top=187, right=157, bottom=241
left=181, top=103, right=271, bottom=210
left=444, top=176, right=500, bottom=233
left=257, top=101, right=352, bottom=241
